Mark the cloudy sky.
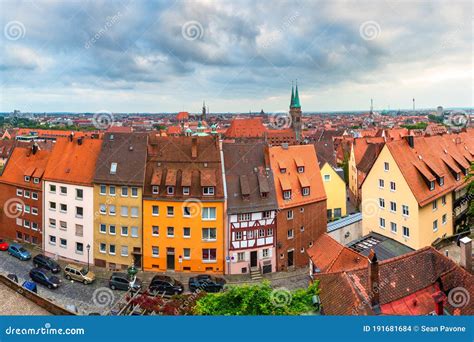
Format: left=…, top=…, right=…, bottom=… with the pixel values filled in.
left=0, top=0, right=472, bottom=113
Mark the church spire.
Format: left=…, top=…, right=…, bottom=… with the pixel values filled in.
left=290, top=81, right=295, bottom=107
left=292, top=80, right=301, bottom=108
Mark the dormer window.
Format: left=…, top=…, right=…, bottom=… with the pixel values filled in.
left=456, top=173, right=461, bottom=181
left=203, top=187, right=215, bottom=196
left=283, top=190, right=291, bottom=200
left=302, top=187, right=310, bottom=196
left=297, top=166, right=305, bottom=173
left=152, top=186, right=159, bottom=194
left=438, top=176, right=444, bottom=186
left=167, top=186, right=175, bottom=195
left=280, top=168, right=286, bottom=174
left=261, top=191, right=268, bottom=198
left=110, top=162, right=118, bottom=174
left=33, top=178, right=39, bottom=184
left=429, top=181, right=435, bottom=191
left=183, top=186, right=190, bottom=195
left=24, top=176, right=30, bottom=182
left=464, top=168, right=469, bottom=176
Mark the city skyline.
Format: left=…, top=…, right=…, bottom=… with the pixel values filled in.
left=0, top=0, right=472, bottom=112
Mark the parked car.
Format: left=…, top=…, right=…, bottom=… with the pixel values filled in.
left=0, top=239, right=9, bottom=251
left=148, top=275, right=184, bottom=296
left=32, top=254, right=61, bottom=273
left=22, top=280, right=37, bottom=293
left=29, top=268, right=61, bottom=289
left=7, top=243, right=31, bottom=260
left=189, top=274, right=226, bottom=293
left=109, top=273, right=142, bottom=292
left=64, top=264, right=95, bottom=284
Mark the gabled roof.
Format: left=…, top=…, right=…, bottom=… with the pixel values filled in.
left=225, top=118, right=267, bottom=138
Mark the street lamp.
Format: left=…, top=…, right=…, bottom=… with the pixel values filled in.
left=86, top=244, right=91, bottom=272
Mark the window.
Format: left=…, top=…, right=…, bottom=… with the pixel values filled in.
left=100, top=185, right=106, bottom=195
left=60, top=238, right=67, bottom=248
left=433, top=219, right=438, bottom=232
left=152, top=205, right=159, bottom=216
left=384, top=162, right=389, bottom=171
left=121, top=226, right=128, bottom=236
left=235, top=231, right=243, bottom=240
left=287, top=210, right=293, bottom=220
left=60, top=221, right=67, bottom=230
left=33, top=178, right=39, bottom=184
left=16, top=189, right=23, bottom=197
left=17, top=231, right=23, bottom=239
left=109, top=244, right=116, bottom=255
left=76, top=188, right=83, bottom=200
left=24, top=205, right=30, bottom=214
left=258, top=228, right=265, bottom=237
left=182, top=186, right=190, bottom=195
left=202, top=228, right=217, bottom=241
left=131, top=226, right=138, bottom=237
left=121, top=187, right=128, bottom=197
left=110, top=162, right=117, bottom=174
left=109, top=205, right=116, bottom=215
left=121, top=206, right=129, bottom=217
left=402, top=205, right=409, bottom=216
left=100, top=224, right=106, bottom=234
left=302, top=187, right=310, bottom=196
left=379, top=198, right=385, bottom=208
left=24, top=176, right=30, bottom=182
left=109, top=186, right=116, bottom=196
left=334, top=208, right=342, bottom=218
left=430, top=181, right=435, bottom=191
left=32, top=222, right=38, bottom=230
left=49, top=218, right=56, bottom=228
left=403, top=226, right=410, bottom=238
left=287, top=229, right=294, bottom=239
left=390, top=201, right=397, bottom=213
left=49, top=235, right=56, bottom=245
left=441, top=195, right=446, bottom=206
left=167, top=186, right=174, bottom=195
left=76, top=242, right=84, bottom=254
left=167, top=206, right=174, bottom=216
left=442, top=214, right=447, bottom=225
left=237, top=252, right=245, bottom=262
left=183, top=248, right=191, bottom=259
left=60, top=186, right=67, bottom=195
left=131, top=187, right=138, bottom=197
left=167, top=226, right=174, bottom=237
left=131, top=207, right=139, bottom=218
left=75, top=224, right=83, bottom=237
left=152, top=226, right=159, bottom=236
left=183, top=227, right=191, bottom=238
left=76, top=206, right=83, bottom=218
left=379, top=179, right=384, bottom=188
left=60, top=203, right=67, bottom=213
left=262, top=249, right=269, bottom=258
left=24, top=191, right=30, bottom=198
left=323, top=174, right=330, bottom=182
left=280, top=167, right=286, bottom=174
left=49, top=184, right=56, bottom=193
left=379, top=218, right=386, bottom=228
left=238, top=213, right=251, bottom=221
left=202, top=248, right=217, bottom=262
left=49, top=202, right=56, bottom=210
left=390, top=222, right=397, bottom=233
left=32, top=192, right=38, bottom=200
left=262, top=211, right=271, bottom=219
left=152, top=246, right=159, bottom=257
left=152, top=186, right=159, bottom=194
left=439, top=176, right=444, bottom=186
left=109, top=225, right=116, bottom=235
left=121, top=246, right=128, bottom=257
left=100, top=204, right=106, bottom=214
left=202, top=207, right=216, bottom=220
left=432, top=200, right=438, bottom=211
left=390, top=181, right=396, bottom=191
left=100, top=243, right=106, bottom=253
left=24, top=220, right=30, bottom=228
left=203, top=187, right=215, bottom=196
left=283, top=190, right=291, bottom=200
left=183, top=206, right=192, bottom=217
left=297, top=166, right=304, bottom=173
left=267, top=228, right=273, bottom=236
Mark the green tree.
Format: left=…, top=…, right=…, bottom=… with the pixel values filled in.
left=194, top=281, right=320, bottom=315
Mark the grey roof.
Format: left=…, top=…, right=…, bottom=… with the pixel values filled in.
left=347, top=232, right=414, bottom=261
left=327, top=212, right=362, bottom=232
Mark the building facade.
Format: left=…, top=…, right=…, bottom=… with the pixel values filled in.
left=320, top=162, right=347, bottom=220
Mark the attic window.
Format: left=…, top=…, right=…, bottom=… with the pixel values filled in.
left=167, top=186, right=175, bottom=195
left=438, top=176, right=444, bottom=186
left=24, top=176, right=30, bottom=182
left=33, top=178, right=39, bottom=184
left=152, top=186, right=159, bottom=194
left=109, top=134, right=114, bottom=140
left=384, top=162, right=389, bottom=171
left=203, top=187, right=215, bottom=196
left=110, top=162, right=118, bottom=174
left=429, top=181, right=435, bottom=191
left=280, top=168, right=286, bottom=174
left=283, top=190, right=291, bottom=200
left=302, top=187, right=310, bottom=196
left=297, top=166, right=305, bottom=173
left=183, top=187, right=190, bottom=195
left=456, top=173, right=461, bottom=181
left=261, top=191, right=268, bottom=198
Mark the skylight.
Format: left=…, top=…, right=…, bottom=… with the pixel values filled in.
left=110, top=162, right=118, bottom=174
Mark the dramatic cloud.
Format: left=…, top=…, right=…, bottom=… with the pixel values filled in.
left=0, top=0, right=472, bottom=112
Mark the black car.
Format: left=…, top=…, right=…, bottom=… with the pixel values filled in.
left=32, top=254, right=61, bottom=273
left=29, top=268, right=61, bottom=289
left=109, top=273, right=142, bottom=292
left=189, top=274, right=226, bottom=293
left=148, top=275, right=184, bottom=296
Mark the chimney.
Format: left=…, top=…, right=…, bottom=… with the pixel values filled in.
left=405, top=135, right=414, bottom=148
left=459, top=237, right=472, bottom=271
left=368, top=249, right=380, bottom=312
left=431, top=291, right=446, bottom=315
left=191, top=137, right=198, bottom=159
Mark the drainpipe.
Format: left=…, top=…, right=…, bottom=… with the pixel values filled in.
left=219, top=139, right=229, bottom=275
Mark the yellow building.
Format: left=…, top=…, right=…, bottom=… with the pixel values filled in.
left=92, top=133, right=148, bottom=270
left=361, top=134, right=472, bottom=250
left=143, top=136, right=226, bottom=274
left=320, top=162, right=347, bottom=220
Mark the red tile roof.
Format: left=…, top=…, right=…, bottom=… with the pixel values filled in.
left=225, top=118, right=267, bottom=138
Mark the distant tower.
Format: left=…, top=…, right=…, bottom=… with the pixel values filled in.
left=437, top=106, right=443, bottom=117
left=412, top=98, right=415, bottom=111
left=289, top=81, right=302, bottom=142
left=370, top=99, right=373, bottom=115
left=201, top=101, right=206, bottom=121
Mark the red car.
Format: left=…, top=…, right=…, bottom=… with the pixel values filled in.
left=0, top=239, right=9, bottom=251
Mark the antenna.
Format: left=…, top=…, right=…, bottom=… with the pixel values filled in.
left=412, top=98, right=415, bottom=111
